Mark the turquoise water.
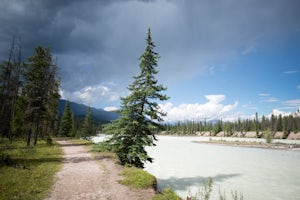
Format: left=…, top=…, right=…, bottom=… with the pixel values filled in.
left=144, top=136, right=300, bottom=200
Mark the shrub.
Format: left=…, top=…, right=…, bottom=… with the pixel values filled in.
left=263, top=131, right=273, bottom=144
left=92, top=141, right=114, bottom=152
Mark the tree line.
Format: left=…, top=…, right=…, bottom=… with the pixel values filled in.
left=0, top=41, right=97, bottom=146
left=59, top=100, right=98, bottom=139
left=162, top=111, right=300, bottom=138
left=0, top=43, right=60, bottom=146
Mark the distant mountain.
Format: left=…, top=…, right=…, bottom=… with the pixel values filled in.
left=58, top=99, right=119, bottom=123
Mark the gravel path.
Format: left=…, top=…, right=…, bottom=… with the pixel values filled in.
left=45, top=140, right=155, bottom=200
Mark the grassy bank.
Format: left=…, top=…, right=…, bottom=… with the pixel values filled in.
left=0, top=139, right=63, bottom=200
left=119, top=167, right=156, bottom=189
left=93, top=141, right=182, bottom=199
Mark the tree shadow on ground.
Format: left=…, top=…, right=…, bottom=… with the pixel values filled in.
left=157, top=173, right=241, bottom=191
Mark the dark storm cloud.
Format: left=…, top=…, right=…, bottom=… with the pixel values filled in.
left=1, top=0, right=300, bottom=104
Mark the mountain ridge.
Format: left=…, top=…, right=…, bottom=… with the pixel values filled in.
left=58, top=99, right=119, bottom=123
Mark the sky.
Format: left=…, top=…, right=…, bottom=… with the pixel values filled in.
left=1, top=0, right=300, bottom=122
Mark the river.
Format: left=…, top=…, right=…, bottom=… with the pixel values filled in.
left=92, top=135, right=300, bottom=199
left=144, top=136, right=300, bottom=200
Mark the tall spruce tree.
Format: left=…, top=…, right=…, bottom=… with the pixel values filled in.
left=81, top=107, right=95, bottom=138
left=0, top=37, right=22, bottom=142
left=22, top=46, right=60, bottom=145
left=104, top=28, right=168, bottom=168
left=0, top=60, right=22, bottom=141
left=59, top=101, right=73, bottom=137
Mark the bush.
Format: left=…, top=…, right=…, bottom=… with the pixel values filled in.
left=0, top=153, right=14, bottom=167
left=92, top=141, right=114, bottom=152
left=263, top=131, right=273, bottom=144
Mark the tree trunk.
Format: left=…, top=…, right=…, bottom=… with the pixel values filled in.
left=33, top=119, right=40, bottom=146
left=26, top=124, right=32, bottom=146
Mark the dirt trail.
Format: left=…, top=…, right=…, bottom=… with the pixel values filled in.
left=45, top=140, right=155, bottom=200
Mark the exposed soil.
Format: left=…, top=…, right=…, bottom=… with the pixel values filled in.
left=45, top=140, right=155, bottom=200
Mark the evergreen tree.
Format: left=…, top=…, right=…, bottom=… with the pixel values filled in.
left=23, top=46, right=60, bottom=145
left=277, top=114, right=283, bottom=131
left=0, top=60, right=21, bottom=141
left=59, top=101, right=73, bottom=137
left=104, top=28, right=168, bottom=168
left=42, top=60, right=60, bottom=140
left=255, top=112, right=259, bottom=137
left=81, top=107, right=95, bottom=138
left=0, top=37, right=22, bottom=142
left=270, top=114, right=276, bottom=133
left=11, top=94, right=27, bottom=140
left=261, top=115, right=267, bottom=131
left=283, top=116, right=289, bottom=138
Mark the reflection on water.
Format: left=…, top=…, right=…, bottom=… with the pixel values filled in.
left=144, top=136, right=300, bottom=200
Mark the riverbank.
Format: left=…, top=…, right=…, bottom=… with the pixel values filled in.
left=194, top=139, right=300, bottom=151
left=159, top=131, right=300, bottom=140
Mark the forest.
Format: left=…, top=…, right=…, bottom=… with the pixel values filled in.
left=162, top=111, right=300, bottom=138
left=0, top=39, right=60, bottom=146
left=0, top=39, right=94, bottom=146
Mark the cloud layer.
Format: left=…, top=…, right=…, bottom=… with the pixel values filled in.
left=1, top=0, right=299, bottom=120
left=160, top=95, right=238, bottom=122
left=1, top=0, right=300, bottom=99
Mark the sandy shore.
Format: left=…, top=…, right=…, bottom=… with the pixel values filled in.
left=195, top=140, right=300, bottom=151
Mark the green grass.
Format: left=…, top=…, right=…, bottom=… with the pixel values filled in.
left=118, top=167, right=156, bottom=189
left=0, top=139, right=63, bottom=200
left=152, top=188, right=182, bottom=200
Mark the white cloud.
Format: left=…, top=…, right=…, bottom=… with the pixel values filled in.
left=104, top=106, right=119, bottom=112
left=263, top=97, right=280, bottom=103
left=60, top=84, right=120, bottom=106
left=284, top=70, right=299, bottom=74
left=258, top=93, right=271, bottom=97
left=269, top=109, right=291, bottom=117
left=159, top=95, right=238, bottom=122
left=282, top=99, right=300, bottom=108
left=258, top=93, right=279, bottom=103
